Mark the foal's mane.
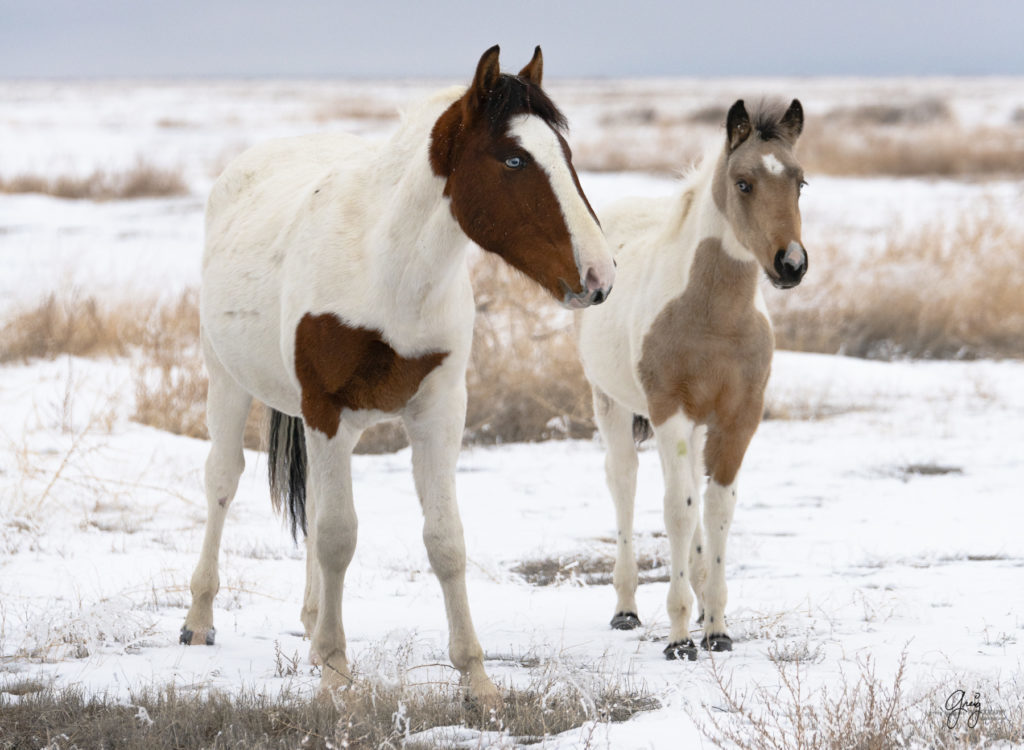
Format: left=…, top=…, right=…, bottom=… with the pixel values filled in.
left=748, top=100, right=795, bottom=143
left=483, top=74, right=568, bottom=134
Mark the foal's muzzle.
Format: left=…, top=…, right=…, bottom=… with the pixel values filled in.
left=772, top=242, right=808, bottom=289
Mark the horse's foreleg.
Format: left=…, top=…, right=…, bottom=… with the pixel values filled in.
left=592, top=388, right=641, bottom=630
left=182, top=336, right=252, bottom=646
left=404, top=390, right=498, bottom=708
left=700, top=416, right=758, bottom=653
left=305, top=426, right=359, bottom=693
left=688, top=425, right=708, bottom=626
left=653, top=412, right=701, bottom=661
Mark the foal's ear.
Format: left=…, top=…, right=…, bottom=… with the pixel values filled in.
left=518, top=45, right=543, bottom=86
left=779, top=99, right=804, bottom=142
left=469, top=45, right=502, bottom=109
left=726, top=100, right=752, bottom=151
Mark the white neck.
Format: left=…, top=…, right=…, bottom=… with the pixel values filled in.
left=366, top=88, right=472, bottom=322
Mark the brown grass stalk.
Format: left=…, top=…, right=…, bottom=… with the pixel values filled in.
left=0, top=160, right=188, bottom=201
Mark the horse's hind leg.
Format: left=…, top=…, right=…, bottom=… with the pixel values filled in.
left=592, top=388, right=641, bottom=630
left=182, top=332, right=252, bottom=646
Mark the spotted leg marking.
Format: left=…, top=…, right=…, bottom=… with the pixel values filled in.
left=653, top=412, right=701, bottom=661
left=700, top=479, right=737, bottom=652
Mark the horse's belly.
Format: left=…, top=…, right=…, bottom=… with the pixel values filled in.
left=578, top=307, right=647, bottom=416
left=200, top=255, right=301, bottom=415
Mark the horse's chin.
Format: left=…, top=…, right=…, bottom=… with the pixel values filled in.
left=766, top=272, right=802, bottom=290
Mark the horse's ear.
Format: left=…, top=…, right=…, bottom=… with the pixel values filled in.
left=469, top=45, right=502, bottom=110
left=518, top=46, right=543, bottom=86
left=779, top=99, right=804, bottom=142
left=726, top=100, right=751, bottom=151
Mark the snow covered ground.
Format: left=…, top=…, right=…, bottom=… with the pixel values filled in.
left=2, top=80, right=1023, bottom=747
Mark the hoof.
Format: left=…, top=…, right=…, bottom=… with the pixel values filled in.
left=701, top=633, right=733, bottom=652
left=610, top=611, right=642, bottom=630
left=180, top=626, right=215, bottom=646
left=664, top=639, right=698, bottom=661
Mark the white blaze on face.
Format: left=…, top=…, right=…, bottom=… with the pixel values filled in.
left=506, top=115, right=614, bottom=292
left=762, top=153, right=785, bottom=176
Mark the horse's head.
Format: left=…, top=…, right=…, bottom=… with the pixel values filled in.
left=430, top=45, right=614, bottom=308
left=713, top=99, right=808, bottom=289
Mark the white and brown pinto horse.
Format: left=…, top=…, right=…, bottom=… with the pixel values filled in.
left=181, top=46, right=614, bottom=703
left=576, top=100, right=807, bottom=660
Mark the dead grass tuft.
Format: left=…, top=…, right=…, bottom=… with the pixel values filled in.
left=0, top=160, right=188, bottom=200
left=0, top=670, right=656, bottom=749
left=512, top=550, right=669, bottom=587
left=0, top=293, right=140, bottom=363
left=465, top=253, right=597, bottom=444
left=771, top=211, right=1024, bottom=359
left=695, top=650, right=1024, bottom=749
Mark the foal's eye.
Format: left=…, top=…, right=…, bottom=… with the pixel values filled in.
left=736, top=180, right=752, bottom=194
left=504, top=156, right=526, bottom=170
left=798, top=180, right=808, bottom=193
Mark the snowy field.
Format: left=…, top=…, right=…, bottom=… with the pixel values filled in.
left=2, top=80, right=1024, bottom=747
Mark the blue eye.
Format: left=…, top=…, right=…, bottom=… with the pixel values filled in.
left=504, top=156, right=525, bottom=169
left=736, top=180, right=752, bottom=193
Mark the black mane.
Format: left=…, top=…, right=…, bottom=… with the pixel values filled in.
left=483, top=74, right=568, bottom=134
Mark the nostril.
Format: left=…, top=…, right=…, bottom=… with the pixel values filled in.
left=591, top=289, right=606, bottom=305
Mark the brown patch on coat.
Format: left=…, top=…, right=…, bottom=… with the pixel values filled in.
left=294, top=313, right=448, bottom=439
left=638, top=239, right=773, bottom=486
left=427, top=46, right=588, bottom=302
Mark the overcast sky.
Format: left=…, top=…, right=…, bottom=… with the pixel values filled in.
left=1, top=0, right=1022, bottom=79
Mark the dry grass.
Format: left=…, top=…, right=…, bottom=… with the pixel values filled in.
left=512, top=549, right=670, bottom=587
left=694, top=650, right=1024, bottom=749
left=770, top=210, right=1024, bottom=359
left=0, top=160, right=188, bottom=200
left=465, top=254, right=596, bottom=444
left=0, top=667, right=656, bottom=749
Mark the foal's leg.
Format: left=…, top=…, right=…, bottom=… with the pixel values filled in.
left=653, top=412, right=702, bottom=661
left=688, top=425, right=708, bottom=625
left=700, top=414, right=760, bottom=652
left=305, top=425, right=360, bottom=692
left=403, top=388, right=499, bottom=707
left=182, top=333, right=252, bottom=646
left=592, top=388, right=641, bottom=630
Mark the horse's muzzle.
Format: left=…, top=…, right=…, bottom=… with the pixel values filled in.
left=561, top=279, right=612, bottom=308
left=772, top=242, right=808, bottom=289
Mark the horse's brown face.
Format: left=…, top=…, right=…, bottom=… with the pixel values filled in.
left=714, top=99, right=808, bottom=289
left=430, top=46, right=614, bottom=308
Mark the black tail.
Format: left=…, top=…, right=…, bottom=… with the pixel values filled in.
left=267, top=409, right=307, bottom=541
left=632, top=414, right=653, bottom=445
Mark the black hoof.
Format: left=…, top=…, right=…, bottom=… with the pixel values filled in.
left=179, top=627, right=215, bottom=646
left=664, top=639, right=698, bottom=661
left=701, top=633, right=733, bottom=652
left=610, top=611, right=642, bottom=630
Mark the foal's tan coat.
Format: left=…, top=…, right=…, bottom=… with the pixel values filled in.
left=577, top=99, right=807, bottom=659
